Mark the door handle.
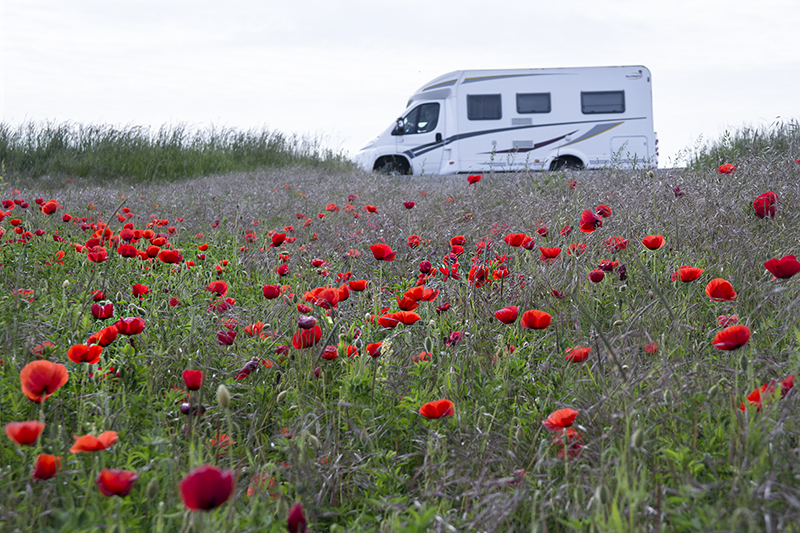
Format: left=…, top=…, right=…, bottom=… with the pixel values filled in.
left=436, top=133, right=442, bottom=143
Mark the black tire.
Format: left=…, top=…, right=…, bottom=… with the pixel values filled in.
left=549, top=157, right=584, bottom=171
left=375, top=156, right=410, bottom=175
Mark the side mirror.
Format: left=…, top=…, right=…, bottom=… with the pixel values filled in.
left=392, top=119, right=404, bottom=136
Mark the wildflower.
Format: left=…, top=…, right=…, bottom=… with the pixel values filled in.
left=288, top=502, right=309, bottom=533
left=292, top=324, right=322, bottom=349
left=645, top=341, right=658, bottom=353
left=132, top=284, right=150, bottom=298
left=468, top=265, right=490, bottom=288
left=407, top=234, right=421, bottom=248
left=603, top=236, right=629, bottom=253
left=717, top=314, right=738, bottom=327
left=764, top=255, right=800, bottom=280
left=554, top=427, right=583, bottom=459
left=179, top=465, right=234, bottom=511
left=325, top=203, right=339, bottom=212
left=20, top=360, right=69, bottom=403
left=565, top=345, right=591, bottom=363
left=32, top=454, right=61, bottom=480
left=560, top=225, right=573, bottom=237
left=588, top=269, right=605, bottom=283
left=567, top=180, right=577, bottom=191
left=363, top=205, right=377, bottom=213
left=5, top=421, right=45, bottom=446
left=520, top=310, right=551, bottom=329
left=717, top=163, right=736, bottom=174
left=370, top=243, right=396, bottom=261
left=753, top=192, right=777, bottom=219
left=539, top=247, right=561, bottom=262
left=366, top=342, right=383, bottom=358
left=641, top=235, right=665, bottom=250
left=504, top=233, right=528, bottom=247
left=96, top=469, right=139, bottom=497
left=672, top=265, right=704, bottom=282
left=158, top=249, right=183, bottom=264
left=419, top=399, right=455, bottom=419
left=378, top=311, right=421, bottom=328
left=444, top=331, right=463, bottom=346
left=217, top=330, right=237, bottom=346
left=579, top=210, right=603, bottom=233
left=262, top=284, right=281, bottom=299
left=712, top=324, right=751, bottom=350
left=596, top=204, right=612, bottom=217
left=566, top=243, right=586, bottom=256
left=91, top=302, right=114, bottom=319
left=348, top=279, right=368, bottom=291
left=412, top=351, right=432, bottom=363
left=70, top=431, right=119, bottom=453
left=542, top=408, right=578, bottom=431
left=537, top=226, right=549, bottom=237
left=673, top=186, right=684, bottom=197
left=467, top=174, right=482, bottom=186
left=207, top=281, right=228, bottom=296
left=114, top=317, right=146, bottom=335
left=705, top=278, right=737, bottom=301
left=551, top=289, right=565, bottom=299
left=68, top=343, right=103, bottom=364
left=403, top=201, right=415, bottom=209
left=117, top=244, right=138, bottom=258
left=494, top=306, right=519, bottom=324
left=183, top=370, right=203, bottom=391
left=436, top=302, right=450, bottom=314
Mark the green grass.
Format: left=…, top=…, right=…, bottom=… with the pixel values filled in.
left=0, top=121, right=353, bottom=183
left=1, top=125, right=800, bottom=532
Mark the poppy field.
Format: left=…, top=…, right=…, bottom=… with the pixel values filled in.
left=2, top=151, right=800, bottom=532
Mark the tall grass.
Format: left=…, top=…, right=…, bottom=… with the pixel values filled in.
left=0, top=121, right=353, bottom=182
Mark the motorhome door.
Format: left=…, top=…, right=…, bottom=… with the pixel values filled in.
left=394, top=102, right=445, bottom=175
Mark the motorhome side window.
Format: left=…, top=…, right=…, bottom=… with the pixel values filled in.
left=516, top=93, right=551, bottom=114
left=581, top=91, right=625, bottom=114
left=467, top=94, right=502, bottom=120
left=401, top=103, right=440, bottom=134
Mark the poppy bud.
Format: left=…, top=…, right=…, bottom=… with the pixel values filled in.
left=739, top=353, right=748, bottom=372
left=632, top=428, right=644, bottom=450
left=146, top=477, right=160, bottom=500
left=277, top=390, right=289, bottom=403
left=62, top=280, right=70, bottom=289
left=708, top=384, right=719, bottom=398
left=314, top=367, right=321, bottom=379
left=595, top=485, right=609, bottom=505
left=216, top=384, right=231, bottom=409
left=647, top=171, right=655, bottom=178
left=424, top=337, right=434, bottom=353
left=307, top=434, right=321, bottom=450
left=663, top=389, right=674, bottom=404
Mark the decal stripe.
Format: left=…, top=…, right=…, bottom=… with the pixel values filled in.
left=560, top=122, right=623, bottom=146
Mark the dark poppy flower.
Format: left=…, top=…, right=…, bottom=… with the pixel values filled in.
left=5, top=421, right=45, bottom=446
left=263, top=284, right=281, bottom=299
left=717, top=314, right=738, bottom=327
left=468, top=265, right=490, bottom=288
left=32, top=454, right=61, bottom=480
left=641, top=235, right=665, bottom=250
left=117, top=244, right=138, bottom=258
left=494, top=306, right=519, bottom=324
left=782, top=375, right=795, bottom=397
left=436, top=302, right=450, bottom=314
left=551, top=289, right=565, bottom=299
left=673, top=186, right=684, bottom=197
left=277, top=264, right=289, bottom=276
left=444, top=331, right=464, bottom=346
left=207, top=281, right=228, bottom=296
left=298, top=315, right=317, bottom=329
left=370, top=243, right=396, bottom=261
left=419, top=399, right=455, bottom=419
left=68, top=343, right=103, bottom=364
left=588, top=269, right=605, bottom=283
left=217, top=330, right=237, bottom=346
left=705, top=278, right=737, bottom=301
left=292, top=324, right=322, bottom=349
left=539, top=247, right=561, bottom=262
left=537, top=226, right=549, bottom=237
left=603, top=236, right=629, bottom=253
left=320, top=345, right=338, bottom=360
left=97, top=469, right=139, bottom=497
left=560, top=225, right=573, bottom=237
left=418, top=260, right=432, bottom=274
left=114, top=317, right=146, bottom=335
left=20, top=360, right=69, bottom=403
left=713, top=324, right=751, bottom=350
left=158, top=249, right=183, bottom=264
left=403, top=201, right=415, bottom=209
left=183, top=369, right=203, bottom=391
left=753, top=192, right=777, bottom=219
left=170, top=297, right=181, bottom=307
left=565, top=345, right=591, bottom=363
left=598, top=260, right=618, bottom=272
left=542, top=408, right=578, bottom=431
left=180, top=465, right=234, bottom=511
left=132, top=284, right=150, bottom=298
left=764, top=255, right=800, bottom=280
left=596, top=204, right=612, bottom=217
left=566, top=243, right=587, bottom=256
left=70, top=431, right=119, bottom=453
left=407, top=235, right=421, bottom=248
left=504, top=233, right=527, bottom=247
left=672, top=265, right=704, bottom=282
left=91, top=302, right=114, bottom=319
left=288, top=502, right=309, bottom=533
left=467, top=174, right=482, bottom=186
left=717, top=163, right=736, bottom=174
left=520, top=309, right=551, bottom=329
left=579, top=210, right=603, bottom=233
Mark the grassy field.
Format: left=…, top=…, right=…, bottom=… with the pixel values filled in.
left=1, top=124, right=800, bottom=532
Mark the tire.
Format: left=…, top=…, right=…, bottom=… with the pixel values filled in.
left=549, top=157, right=584, bottom=171
left=375, top=156, right=410, bottom=175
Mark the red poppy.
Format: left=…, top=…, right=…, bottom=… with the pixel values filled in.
left=68, top=343, right=103, bottom=364
left=117, top=244, right=138, bottom=258
left=32, top=454, right=61, bottom=481
left=753, top=192, right=777, bottom=219
left=712, top=324, right=751, bottom=350
left=537, top=226, right=548, bottom=237
left=363, top=205, right=378, bottom=213
left=70, top=431, right=119, bottom=453
left=412, top=351, right=432, bottom=363
left=397, top=295, right=419, bottom=311
left=366, top=342, right=383, bottom=358
left=782, top=375, right=795, bottom=397
left=764, top=255, right=800, bottom=280
left=320, top=345, right=338, bottom=360
left=292, top=324, right=322, bottom=349
left=596, top=204, right=612, bottom=217
left=539, top=247, right=561, bottom=262
left=641, top=235, right=665, bottom=250
left=91, top=302, right=114, bottom=319
left=263, top=284, right=281, bottom=299
left=407, top=234, right=421, bottom=248
left=87, top=325, right=118, bottom=347
left=217, top=330, right=237, bottom=345
left=468, top=265, right=490, bottom=288
left=504, top=233, right=527, bottom=247
left=717, top=314, right=738, bottom=327
left=169, top=297, right=181, bottom=307
left=520, top=310, right=551, bottom=329
left=566, top=243, right=587, bottom=256
left=645, top=341, right=658, bottom=353
left=325, top=203, right=339, bottom=212
left=370, top=243, right=396, bottom=261
left=87, top=250, right=109, bottom=263
left=270, top=233, right=287, bottom=247
left=717, top=163, right=736, bottom=174
left=467, top=174, right=482, bottom=186
left=158, top=249, right=183, bottom=264
left=132, top=284, right=150, bottom=298
left=97, top=469, right=139, bottom=497
left=436, top=302, right=450, bottom=314
left=348, top=279, right=368, bottom=291
left=567, top=180, right=577, bottom=191
left=207, top=280, right=228, bottom=296
left=180, top=465, right=234, bottom=511
left=20, top=360, right=69, bottom=403
left=588, top=269, right=605, bottom=283
left=445, top=331, right=464, bottom=346
left=494, top=306, right=519, bottom=324
left=403, top=201, right=415, bottom=209
left=5, top=421, right=45, bottom=446
left=553, top=427, right=583, bottom=459
left=560, top=225, right=573, bottom=237
left=378, top=311, right=421, bottom=328
left=603, top=236, right=629, bottom=253
left=565, top=345, right=591, bottom=363
left=542, top=408, right=578, bottom=431
left=114, top=317, right=146, bottom=335
left=183, top=369, right=203, bottom=391
left=740, top=383, right=771, bottom=412
left=419, top=399, right=455, bottom=419
left=92, top=290, right=106, bottom=301
left=672, top=265, right=704, bottom=282
left=551, top=289, right=565, bottom=299
left=306, top=286, right=339, bottom=309
left=705, top=278, right=737, bottom=301
left=288, top=502, right=308, bottom=533
left=579, top=210, right=603, bottom=233
left=277, top=264, right=289, bottom=276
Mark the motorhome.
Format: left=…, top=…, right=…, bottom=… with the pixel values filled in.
left=355, top=66, right=657, bottom=174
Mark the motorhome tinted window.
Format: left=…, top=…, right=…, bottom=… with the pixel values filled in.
left=581, top=91, right=625, bottom=114
left=467, top=95, right=502, bottom=120
left=401, top=103, right=440, bottom=134
left=516, top=93, right=551, bottom=114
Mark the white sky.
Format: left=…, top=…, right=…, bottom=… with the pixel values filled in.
left=2, top=0, right=799, bottom=168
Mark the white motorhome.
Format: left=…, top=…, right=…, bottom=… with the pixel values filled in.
left=355, top=66, right=658, bottom=174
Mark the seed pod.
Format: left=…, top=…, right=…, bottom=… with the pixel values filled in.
left=632, top=428, right=644, bottom=449
left=216, top=384, right=231, bottom=409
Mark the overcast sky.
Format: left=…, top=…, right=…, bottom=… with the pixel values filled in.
left=2, top=0, right=799, bottom=168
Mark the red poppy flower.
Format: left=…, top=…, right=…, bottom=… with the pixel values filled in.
left=319, top=345, right=338, bottom=360
left=782, top=375, right=795, bottom=397
left=180, top=465, right=234, bottom=511
left=641, top=235, right=665, bottom=250
left=91, top=302, right=114, bottom=319
left=325, top=203, right=339, bottom=212
left=170, top=297, right=181, bottom=307
left=553, top=427, right=583, bottom=459
left=494, top=306, right=519, bottom=324
left=366, top=342, right=383, bottom=357
left=603, top=236, right=629, bottom=253
left=712, top=324, right=751, bottom=350
left=468, top=265, right=490, bottom=288
left=717, top=163, right=736, bottom=174
left=536, top=226, right=548, bottom=237
left=753, top=192, right=777, bottom=219
left=114, top=317, right=146, bottom=335
left=183, top=369, right=203, bottom=391
left=363, top=205, right=378, bottom=213
left=467, top=174, right=482, bottom=186
left=579, top=210, right=603, bottom=233
left=32, top=454, right=61, bottom=481
left=671, top=265, right=704, bottom=282
left=588, top=269, right=605, bottom=283
left=520, top=309, right=551, bottom=329
left=378, top=311, right=421, bottom=328
left=88, top=325, right=119, bottom=347
left=288, top=502, right=308, bottom=533
left=419, top=399, right=455, bottom=419
left=403, top=201, right=415, bottom=209
left=445, top=331, right=464, bottom=346
left=370, top=243, right=396, bottom=261
left=263, top=284, right=281, bottom=299
left=158, top=249, right=183, bottom=264
left=566, top=243, right=587, bottom=256
left=764, top=255, right=800, bottom=280
left=306, top=286, right=339, bottom=309
left=117, top=244, right=138, bottom=258
left=560, top=225, right=573, bottom=237
left=551, top=289, right=565, bottom=299
left=567, top=180, right=577, bottom=191
left=132, top=284, right=150, bottom=298
left=397, top=295, right=419, bottom=311
left=504, top=233, right=527, bottom=247
left=705, top=278, right=737, bottom=301
left=87, top=250, right=109, bottom=263
left=348, top=279, right=368, bottom=291
left=542, top=408, right=578, bottom=431
left=436, top=302, right=450, bottom=314
left=565, top=345, right=591, bottom=363
left=645, top=341, right=658, bottom=353
left=217, top=330, right=237, bottom=345
left=539, top=247, right=561, bottom=262
left=70, top=431, right=119, bottom=453
left=97, top=469, right=139, bottom=497
left=5, top=421, right=45, bottom=446
left=270, top=233, right=287, bottom=247
left=292, top=324, right=322, bottom=349
left=20, top=360, right=69, bottom=403
left=717, top=314, right=738, bottom=327
left=68, top=343, right=103, bottom=364
left=596, top=204, right=612, bottom=217
left=207, top=280, right=228, bottom=296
